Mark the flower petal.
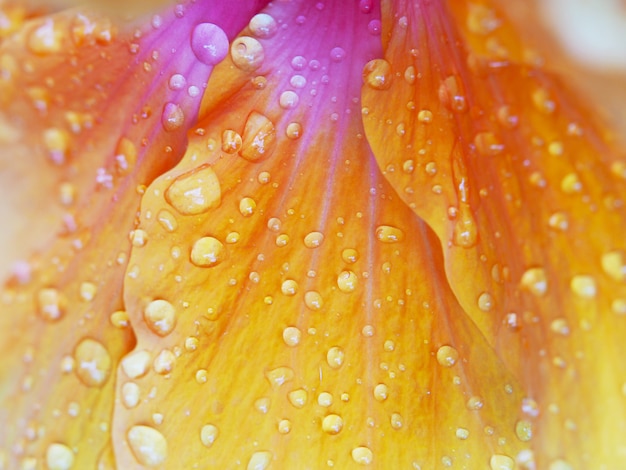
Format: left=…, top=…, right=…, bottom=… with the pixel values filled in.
left=362, top=0, right=626, bottom=466
left=0, top=1, right=266, bottom=467
left=114, top=2, right=528, bottom=468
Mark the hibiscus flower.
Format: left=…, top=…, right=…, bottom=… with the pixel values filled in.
left=1, top=0, right=625, bottom=469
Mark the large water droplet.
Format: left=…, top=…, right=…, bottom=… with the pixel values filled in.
left=436, top=345, right=459, bottom=367
left=247, top=451, right=272, bottom=470
left=121, top=350, right=151, bottom=378
left=375, top=225, right=404, bottom=243
left=363, top=59, right=392, bottom=90
left=322, top=414, right=343, bottom=434
left=249, top=13, right=278, bottom=38
left=351, top=447, right=373, bottom=465
left=240, top=112, right=276, bottom=162
left=490, top=454, right=515, bottom=470
left=230, top=36, right=264, bottom=72
left=74, top=338, right=111, bottom=388
left=28, top=19, right=63, bottom=54
left=287, top=389, right=308, bottom=408
left=46, top=443, right=74, bottom=470
left=36, top=288, right=65, bottom=321
left=190, top=237, right=225, bottom=267
left=191, top=23, right=229, bottom=66
left=326, top=346, right=345, bottom=369
left=165, top=165, right=221, bottom=215
left=122, top=382, right=140, bottom=408
left=520, top=267, right=548, bottom=297
left=127, top=425, right=168, bottom=467
left=144, top=299, right=177, bottom=336
left=304, top=291, right=324, bottom=310
left=337, top=270, right=358, bottom=293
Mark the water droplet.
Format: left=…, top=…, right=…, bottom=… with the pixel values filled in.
left=515, top=420, right=533, bottom=442
left=249, top=13, right=278, bottom=38
left=153, top=349, right=176, bottom=374
left=496, top=105, right=519, bottom=129
left=282, top=326, right=302, bottom=347
left=304, top=291, right=324, bottom=310
left=74, top=338, right=111, bottom=388
left=456, top=428, right=470, bottom=439
left=467, top=4, right=501, bottom=35
left=322, top=414, right=343, bottom=434
left=548, top=212, right=569, bottom=231
left=265, top=367, right=294, bottom=388
left=318, top=392, right=333, bottom=407
left=275, top=234, right=290, bottom=247
left=532, top=88, right=555, bottom=114
left=28, top=19, right=63, bottom=54
left=291, top=55, right=306, bottom=70
left=230, top=36, right=264, bottom=72
left=168, top=73, right=187, bottom=90
left=287, top=389, right=308, bottom=408
left=477, top=292, right=493, bottom=312
left=490, top=454, right=514, bottom=470
left=122, top=382, right=140, bottom=408
left=247, top=451, right=272, bottom=470
left=601, top=251, right=626, bottom=282
left=436, top=345, right=459, bottom=367
left=549, top=459, right=573, bottom=470
left=439, top=76, right=466, bottom=112
left=127, top=425, right=168, bottom=467
left=474, top=132, right=504, bottom=156
left=165, top=165, right=221, bottom=215
left=278, top=419, right=291, bottom=434
left=375, top=225, right=404, bottom=243
left=363, top=59, right=392, bottom=90
left=285, top=122, right=302, bottom=140
left=200, top=424, right=218, bottom=448
left=570, top=275, right=597, bottom=299
left=130, top=229, right=148, bottom=247
left=157, top=209, right=178, bottom=233
left=351, top=446, right=373, bottom=465
left=240, top=112, right=276, bottom=161
left=190, top=237, right=225, bottom=268
left=43, top=128, right=70, bottom=164
left=121, top=350, right=151, bottom=378
left=222, top=129, right=243, bottom=153
left=342, top=248, right=359, bottom=263
left=191, top=23, right=229, bottom=66
left=373, top=383, right=388, bottom=401
left=281, top=279, right=299, bottom=296
left=466, top=396, right=484, bottom=410
left=520, top=267, right=548, bottom=296
left=110, top=310, right=129, bottom=328
left=267, top=217, right=282, bottom=232
left=330, top=46, right=346, bottom=62
left=161, top=102, right=184, bottom=131
left=36, top=288, right=65, bottom=321
left=561, top=173, right=582, bottom=194
left=368, top=19, right=382, bottom=35
left=279, top=90, right=299, bottom=109
left=326, top=346, right=345, bottom=369
left=337, top=270, right=358, bottom=293
left=46, top=443, right=74, bottom=470
left=453, top=204, right=478, bottom=248
left=144, top=299, right=177, bottom=336
left=304, top=231, right=324, bottom=248
left=390, top=413, right=403, bottom=429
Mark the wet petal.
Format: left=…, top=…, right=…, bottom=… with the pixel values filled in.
left=0, top=1, right=266, bottom=467
left=363, top=1, right=626, bottom=467
left=114, top=2, right=528, bottom=468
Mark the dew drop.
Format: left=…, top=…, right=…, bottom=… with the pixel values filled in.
left=490, top=454, right=515, bottom=470
left=278, top=419, right=291, bottom=434
left=474, top=132, right=504, bottom=156
left=363, top=59, right=392, bottom=90
left=515, top=420, right=533, bottom=442
left=265, top=367, right=294, bottom=388
left=497, top=105, right=519, bottom=129
left=286, top=122, right=302, bottom=140
left=342, top=248, right=359, bottom=263
left=190, top=237, right=225, bottom=268
left=601, top=251, right=626, bottom=282
left=322, top=414, right=344, bottom=434
left=279, top=90, right=299, bottom=109
left=436, top=345, right=459, bottom=367
left=282, top=326, right=302, bottom=347
left=153, top=349, right=176, bottom=374
left=304, top=231, right=324, bottom=248
left=74, top=338, right=111, bottom=388
left=230, top=36, right=264, bottom=72
left=127, top=425, right=168, bottom=467
left=453, top=204, right=478, bottom=248
left=144, top=299, right=177, bottom=336
left=326, top=346, right=345, bottom=369
left=561, top=173, right=582, bottom=194
left=304, top=291, right=324, bottom=310
left=43, top=128, right=70, bottom=164
left=200, top=424, right=219, bottom=448
left=520, top=267, right=548, bottom=296
left=36, top=288, right=65, bottom=321
left=373, top=383, right=388, bottom=401
left=318, top=392, right=333, bottom=407
left=165, top=165, right=221, bottom=215
left=191, top=23, right=229, bottom=66
left=161, top=102, right=184, bottom=131
left=122, top=382, right=140, bottom=408
left=168, top=73, right=186, bottom=90
left=466, top=396, right=484, bottom=410
left=337, top=270, right=358, bottom=293
left=330, top=46, right=346, bottom=62
left=239, top=197, right=257, bottom=217
left=477, top=292, right=493, bottom=312
left=287, top=389, right=308, bottom=408
left=240, top=112, right=276, bottom=161
left=439, top=76, right=466, bottom=112
left=222, top=129, right=243, bottom=153
left=281, top=279, right=299, bottom=296
left=121, top=350, right=151, bottom=379
left=375, top=225, right=404, bottom=243
left=570, top=275, right=597, bottom=299
left=249, top=13, right=278, bottom=38
left=247, top=451, right=272, bottom=470
left=456, top=428, right=470, bottom=440
left=351, top=446, right=373, bottom=465
left=46, top=443, right=74, bottom=470
left=157, top=209, right=178, bottom=232
left=390, top=413, right=403, bottom=429
left=28, top=19, right=63, bottom=54
left=368, top=19, right=382, bottom=35
left=532, top=88, right=556, bottom=114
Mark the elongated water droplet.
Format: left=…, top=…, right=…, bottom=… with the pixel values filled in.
left=200, top=424, right=219, bottom=448
left=74, top=338, right=111, bottom=388
left=240, top=112, right=276, bottom=162
left=165, top=165, right=221, bottom=215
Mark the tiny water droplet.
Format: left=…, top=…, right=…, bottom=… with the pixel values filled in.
left=282, top=326, right=302, bottom=347
left=304, top=291, right=324, bottom=310
left=36, top=288, right=65, bottom=321
left=337, top=270, right=358, bottom=293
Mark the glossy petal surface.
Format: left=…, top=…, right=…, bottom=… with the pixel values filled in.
left=363, top=0, right=626, bottom=467
left=114, top=2, right=528, bottom=468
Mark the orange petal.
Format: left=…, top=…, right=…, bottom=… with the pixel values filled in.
left=362, top=0, right=626, bottom=467
left=114, top=2, right=529, bottom=468
left=0, top=2, right=266, bottom=467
